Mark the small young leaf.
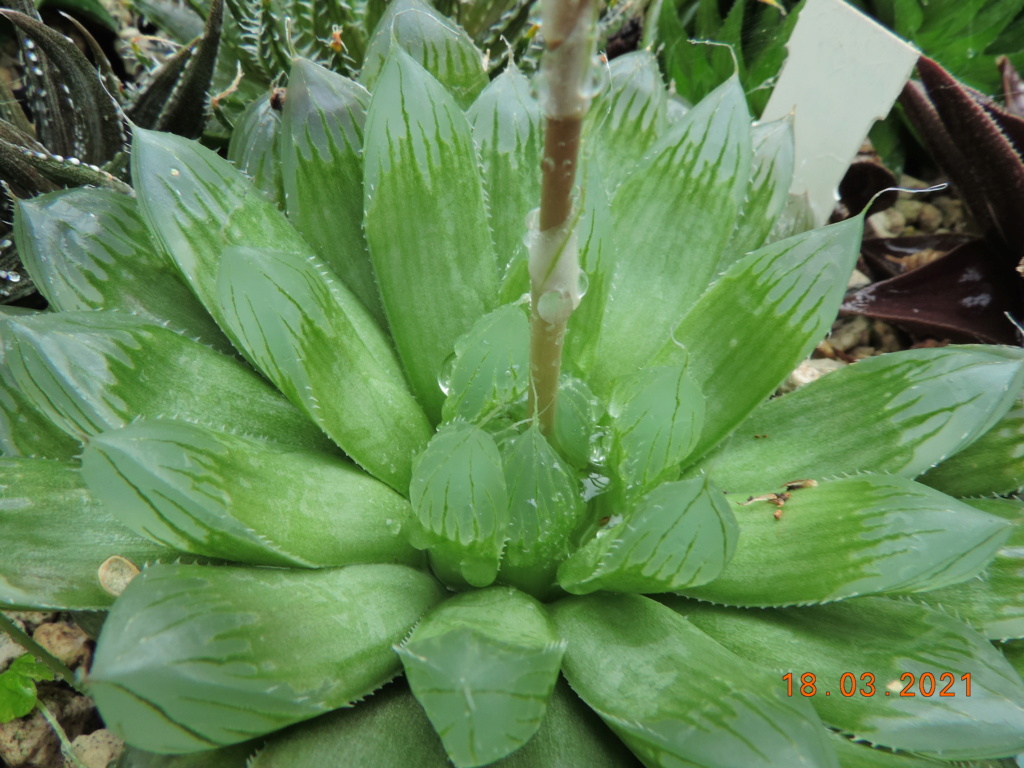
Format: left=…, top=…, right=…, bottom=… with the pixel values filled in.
left=13, top=187, right=231, bottom=352
left=82, top=420, right=421, bottom=568
left=90, top=563, right=446, bottom=753
left=919, top=403, right=1024, bottom=496
left=0, top=311, right=334, bottom=452
left=467, top=66, right=542, bottom=305
left=216, top=245, right=431, bottom=491
left=0, top=458, right=168, bottom=611
left=678, top=474, right=1012, bottom=607
left=360, top=0, right=488, bottom=108
left=609, top=362, right=705, bottom=493
left=0, top=654, right=54, bottom=723
left=397, top=587, right=564, bottom=768
left=676, top=596, right=1024, bottom=760
left=499, top=425, right=584, bottom=597
left=408, top=423, right=509, bottom=587
left=665, top=214, right=864, bottom=460
left=585, top=50, right=668, bottom=194
left=700, top=346, right=1024, bottom=497
left=550, top=375, right=601, bottom=470
left=550, top=593, right=838, bottom=768
left=557, top=476, right=737, bottom=595
left=363, top=49, right=499, bottom=420
left=441, top=304, right=530, bottom=424
left=227, top=92, right=284, bottom=208
left=281, top=60, right=384, bottom=326
left=587, top=75, right=752, bottom=392
left=721, top=115, right=796, bottom=267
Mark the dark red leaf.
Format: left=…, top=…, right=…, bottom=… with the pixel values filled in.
left=860, top=233, right=974, bottom=280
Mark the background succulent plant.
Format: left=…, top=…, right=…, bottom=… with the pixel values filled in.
left=3, top=0, right=1024, bottom=766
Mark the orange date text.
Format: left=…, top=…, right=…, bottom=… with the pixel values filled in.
left=783, top=672, right=972, bottom=697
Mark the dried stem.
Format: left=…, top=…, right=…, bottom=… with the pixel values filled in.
left=528, top=0, right=597, bottom=435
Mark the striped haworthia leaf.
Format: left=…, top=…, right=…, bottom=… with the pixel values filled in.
left=557, top=476, right=737, bottom=595
left=0, top=311, right=333, bottom=452
left=81, top=420, right=421, bottom=568
left=408, top=423, right=508, bottom=588
left=677, top=474, right=1011, bottom=607
left=550, top=594, right=838, bottom=768
left=363, top=48, right=499, bottom=420
left=216, top=245, right=431, bottom=491
left=227, top=92, right=284, bottom=209
left=89, top=563, right=446, bottom=753
left=676, top=596, right=1024, bottom=760
left=397, top=587, right=564, bottom=767
left=0, top=458, right=168, bottom=611
left=700, top=346, right=1024, bottom=497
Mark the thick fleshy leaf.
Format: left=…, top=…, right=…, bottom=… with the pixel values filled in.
left=586, top=75, right=752, bottom=391
left=0, top=9, right=125, bottom=163
left=249, top=677, right=641, bottom=768
left=114, top=742, right=256, bottom=768
left=550, top=593, right=838, bottom=768
left=675, top=596, right=1024, bottom=760
left=90, top=563, right=446, bottom=753
left=0, top=311, right=333, bottom=452
left=0, top=458, right=168, bottom=610
left=722, top=115, right=795, bottom=267
left=902, top=498, right=1024, bottom=641
left=920, top=402, right=1024, bottom=496
left=699, top=346, right=1024, bottom=497
left=550, top=375, right=601, bottom=471
left=397, top=588, right=564, bottom=767
left=664, top=215, right=864, bottom=460
left=13, top=187, right=230, bottom=352
left=281, top=59, right=384, bottom=326
left=585, top=50, right=668, bottom=195
left=467, top=66, right=542, bottom=305
left=363, top=49, right=499, bottom=420
left=130, top=126, right=311, bottom=335
left=360, top=0, right=488, bottom=109
left=441, top=304, right=529, bottom=424
left=216, top=245, right=431, bottom=491
left=608, top=361, right=704, bottom=493
left=828, top=732, right=957, bottom=767
left=498, top=425, right=584, bottom=597
left=408, top=423, right=508, bottom=588
left=81, top=420, right=420, bottom=568
left=226, top=92, right=284, bottom=208
left=678, top=474, right=1012, bottom=607
left=558, top=476, right=737, bottom=595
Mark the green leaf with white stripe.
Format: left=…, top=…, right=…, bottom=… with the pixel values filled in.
left=919, top=403, right=1024, bottom=496
left=13, top=188, right=230, bottom=352
left=609, top=361, right=704, bottom=493
left=364, top=49, right=499, bottom=420
left=90, top=563, right=446, bottom=753
left=0, top=458, right=168, bottom=611
left=467, top=66, right=542, bottom=305
left=827, top=732, right=950, bottom=767
left=281, top=59, right=384, bottom=326
left=678, top=475, right=1011, bottom=607
left=0, top=311, right=333, bottom=452
left=558, top=476, right=737, bottom=595
left=226, top=92, right=284, bottom=209
left=397, top=587, right=564, bottom=768
left=721, top=116, right=795, bottom=269
left=550, top=594, right=838, bottom=768
left=902, top=498, right=1024, bottom=641
left=359, top=0, right=488, bottom=109
left=699, top=346, right=1024, bottom=497
left=408, top=423, right=508, bottom=588
left=664, top=215, right=864, bottom=460
left=441, top=303, right=529, bottom=425
left=587, top=75, right=752, bottom=393
left=676, top=596, right=1024, bottom=760
left=585, top=50, right=668, bottom=194
left=131, top=126, right=311, bottom=335
left=81, top=420, right=421, bottom=568
left=499, top=424, right=585, bottom=598
left=216, top=245, right=431, bottom=491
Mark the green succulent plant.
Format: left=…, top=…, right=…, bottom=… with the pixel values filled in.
left=3, top=0, right=1024, bottom=766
